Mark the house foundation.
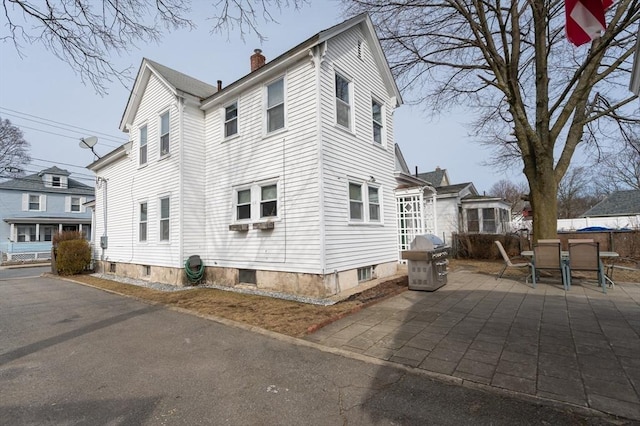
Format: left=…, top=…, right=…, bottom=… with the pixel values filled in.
left=95, top=260, right=398, bottom=298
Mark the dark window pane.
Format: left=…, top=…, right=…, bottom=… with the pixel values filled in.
left=237, top=204, right=251, bottom=220
left=261, top=200, right=277, bottom=217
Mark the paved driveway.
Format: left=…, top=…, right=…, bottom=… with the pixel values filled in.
left=1, top=275, right=617, bottom=424
left=306, top=270, right=640, bottom=421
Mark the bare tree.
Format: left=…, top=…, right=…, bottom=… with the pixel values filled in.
left=0, top=118, right=30, bottom=178
left=557, top=166, right=602, bottom=218
left=344, top=0, right=640, bottom=240
left=488, top=179, right=528, bottom=214
left=1, top=0, right=306, bottom=95
left=595, top=134, right=640, bottom=191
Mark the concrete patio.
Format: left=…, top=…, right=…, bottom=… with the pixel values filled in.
left=305, top=269, right=640, bottom=421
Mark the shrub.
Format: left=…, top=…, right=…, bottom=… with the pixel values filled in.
left=56, top=239, right=91, bottom=275
left=452, top=233, right=523, bottom=259
left=52, top=230, right=85, bottom=247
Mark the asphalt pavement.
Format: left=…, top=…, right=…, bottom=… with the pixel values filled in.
left=0, top=271, right=628, bottom=425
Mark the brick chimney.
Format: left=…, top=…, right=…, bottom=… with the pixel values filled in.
left=250, top=49, right=266, bottom=72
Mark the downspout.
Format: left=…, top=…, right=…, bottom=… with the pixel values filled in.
left=311, top=42, right=327, bottom=277
left=178, top=97, right=185, bottom=270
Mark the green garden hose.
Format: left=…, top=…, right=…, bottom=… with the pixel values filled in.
left=184, top=258, right=205, bottom=284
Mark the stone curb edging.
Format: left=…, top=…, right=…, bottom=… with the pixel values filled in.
left=52, top=273, right=628, bottom=423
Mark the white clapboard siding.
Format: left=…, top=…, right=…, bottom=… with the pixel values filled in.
left=94, top=73, right=184, bottom=267
left=319, top=26, right=398, bottom=272
left=203, top=58, right=323, bottom=273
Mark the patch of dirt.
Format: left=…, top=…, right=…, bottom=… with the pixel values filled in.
left=68, top=274, right=408, bottom=338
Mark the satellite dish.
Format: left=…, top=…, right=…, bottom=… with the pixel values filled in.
left=79, top=136, right=98, bottom=149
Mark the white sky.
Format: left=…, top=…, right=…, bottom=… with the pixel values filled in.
left=0, top=2, right=525, bottom=194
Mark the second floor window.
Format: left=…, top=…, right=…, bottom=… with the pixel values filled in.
left=335, top=73, right=351, bottom=129
left=372, top=100, right=383, bottom=144
left=139, top=125, right=148, bottom=165
left=160, top=111, right=170, bottom=156
left=139, top=202, right=147, bottom=242
left=267, top=78, right=284, bottom=132
left=29, top=195, right=40, bottom=211
left=225, top=102, right=238, bottom=137
left=71, top=197, right=81, bottom=212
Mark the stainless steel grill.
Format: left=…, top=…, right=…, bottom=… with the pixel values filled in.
left=401, top=234, right=450, bottom=291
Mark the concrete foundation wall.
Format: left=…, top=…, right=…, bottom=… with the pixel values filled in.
left=95, top=260, right=399, bottom=298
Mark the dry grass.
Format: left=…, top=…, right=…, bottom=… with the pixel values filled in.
left=69, top=275, right=407, bottom=338
left=66, top=259, right=638, bottom=338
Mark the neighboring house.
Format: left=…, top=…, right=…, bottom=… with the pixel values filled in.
left=555, top=189, right=640, bottom=230
left=0, top=166, right=94, bottom=263
left=417, top=169, right=512, bottom=243
left=88, top=14, right=410, bottom=297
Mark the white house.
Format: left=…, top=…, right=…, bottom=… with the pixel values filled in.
left=416, top=169, right=512, bottom=244
left=88, top=14, right=414, bottom=298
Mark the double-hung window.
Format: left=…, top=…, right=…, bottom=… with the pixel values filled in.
left=29, top=195, right=40, bottom=211
left=266, top=78, right=284, bottom=132
left=159, top=197, right=170, bottom=241
left=260, top=185, right=277, bottom=218
left=160, top=111, right=170, bottom=156
left=17, top=225, right=36, bottom=242
left=234, top=182, right=279, bottom=222
left=139, top=202, right=148, bottom=242
left=139, top=125, right=148, bottom=165
left=237, top=189, right=251, bottom=220
left=368, top=187, right=380, bottom=221
left=52, top=176, right=61, bottom=187
left=335, top=73, right=351, bottom=130
left=225, top=102, right=238, bottom=137
left=349, top=183, right=363, bottom=221
left=349, top=183, right=381, bottom=223
left=372, top=100, right=383, bottom=145
left=70, top=197, right=81, bottom=212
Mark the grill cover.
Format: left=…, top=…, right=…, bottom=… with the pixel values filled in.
left=409, top=234, right=445, bottom=251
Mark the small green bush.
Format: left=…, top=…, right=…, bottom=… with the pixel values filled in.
left=56, top=239, right=91, bottom=275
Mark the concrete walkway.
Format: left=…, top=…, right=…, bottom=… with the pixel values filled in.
left=305, top=270, right=640, bottom=421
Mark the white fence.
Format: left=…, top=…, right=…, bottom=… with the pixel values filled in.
left=557, top=215, right=640, bottom=231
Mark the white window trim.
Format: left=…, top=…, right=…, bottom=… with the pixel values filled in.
left=139, top=124, right=148, bottom=166
left=159, top=196, right=170, bottom=242
left=234, top=186, right=252, bottom=222
left=371, top=97, right=386, bottom=147
left=347, top=181, right=383, bottom=225
left=264, top=76, right=287, bottom=136
left=223, top=100, right=239, bottom=140
left=232, top=179, right=280, bottom=223
left=24, top=193, right=46, bottom=212
left=159, top=110, right=170, bottom=158
left=334, top=70, right=354, bottom=133
left=139, top=200, right=148, bottom=242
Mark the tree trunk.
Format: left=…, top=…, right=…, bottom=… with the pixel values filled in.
left=525, top=158, right=558, bottom=242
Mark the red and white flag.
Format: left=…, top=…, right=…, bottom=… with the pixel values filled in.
left=565, top=0, right=614, bottom=46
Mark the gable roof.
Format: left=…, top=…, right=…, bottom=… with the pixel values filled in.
left=434, top=182, right=476, bottom=195
left=201, top=13, right=402, bottom=110
left=417, top=169, right=448, bottom=187
left=0, top=170, right=94, bottom=195
left=39, top=166, right=70, bottom=176
left=120, top=58, right=218, bottom=131
left=581, top=189, right=640, bottom=217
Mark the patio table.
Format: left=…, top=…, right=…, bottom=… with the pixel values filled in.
left=520, top=250, right=619, bottom=287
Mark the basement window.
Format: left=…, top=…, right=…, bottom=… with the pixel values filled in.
left=143, top=265, right=151, bottom=276
left=109, top=262, right=116, bottom=273
left=357, top=266, right=373, bottom=282
left=239, top=269, right=257, bottom=285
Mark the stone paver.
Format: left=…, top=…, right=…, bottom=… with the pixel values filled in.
left=305, top=269, right=640, bottom=421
